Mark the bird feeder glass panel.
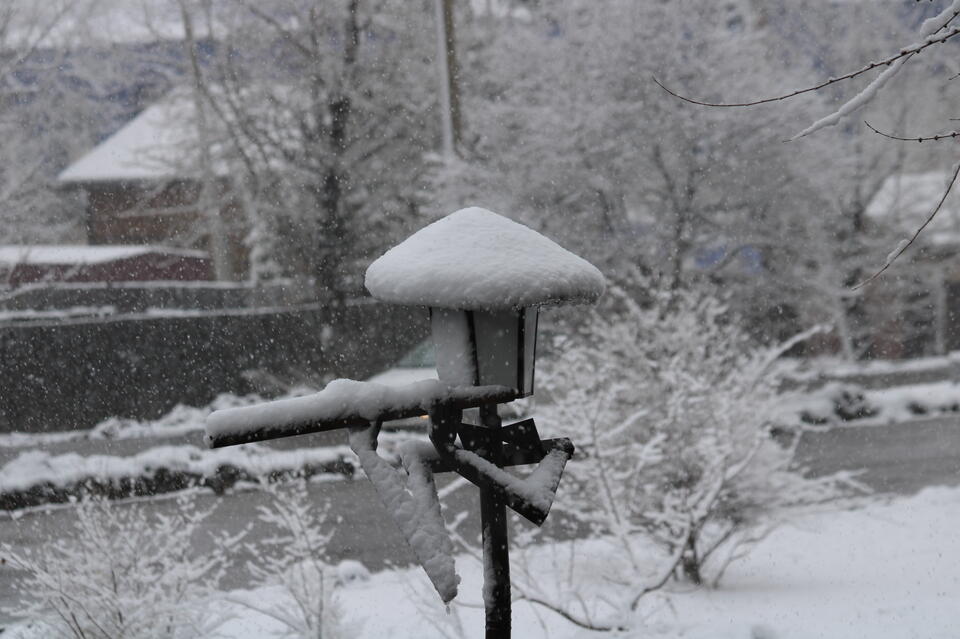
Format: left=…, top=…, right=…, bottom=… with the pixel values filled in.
left=473, top=310, right=519, bottom=391
left=431, top=308, right=478, bottom=387
left=473, top=307, right=538, bottom=397
left=430, top=307, right=539, bottom=397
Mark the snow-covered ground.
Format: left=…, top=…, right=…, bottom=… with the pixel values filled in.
left=212, top=487, right=960, bottom=639
left=2, top=352, right=958, bottom=636
left=9, top=486, right=953, bottom=639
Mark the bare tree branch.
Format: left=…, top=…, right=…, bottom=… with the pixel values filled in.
left=864, top=119, right=960, bottom=143
left=652, top=21, right=960, bottom=109
left=853, top=160, right=960, bottom=290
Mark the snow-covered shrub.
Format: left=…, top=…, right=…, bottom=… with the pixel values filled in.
left=791, top=380, right=960, bottom=426
left=829, top=384, right=877, bottom=422
left=0, top=493, right=236, bottom=639
left=796, top=383, right=877, bottom=425
left=518, top=284, right=857, bottom=628
left=238, top=478, right=350, bottom=639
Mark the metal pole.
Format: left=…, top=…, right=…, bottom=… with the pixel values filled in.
left=479, top=403, right=510, bottom=638
left=433, top=0, right=462, bottom=159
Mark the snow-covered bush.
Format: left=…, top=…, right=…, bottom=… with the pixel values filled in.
left=237, top=478, right=350, bottom=639
left=0, top=493, right=236, bottom=639
left=791, top=378, right=960, bottom=426
left=829, top=384, right=878, bottom=422
left=519, top=284, right=858, bottom=628
left=796, top=382, right=878, bottom=424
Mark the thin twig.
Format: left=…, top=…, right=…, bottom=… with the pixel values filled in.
left=652, top=25, right=960, bottom=109
left=864, top=120, right=960, bottom=142
left=517, top=594, right=613, bottom=631
left=853, top=160, right=960, bottom=290
left=230, top=0, right=315, bottom=60
left=628, top=518, right=692, bottom=611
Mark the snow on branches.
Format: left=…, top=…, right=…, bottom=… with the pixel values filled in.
left=233, top=478, right=353, bottom=639
left=517, top=284, right=859, bottom=629
left=657, top=0, right=960, bottom=284
left=0, top=493, right=238, bottom=639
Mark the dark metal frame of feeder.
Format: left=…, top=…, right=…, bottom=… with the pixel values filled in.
left=478, top=402, right=511, bottom=638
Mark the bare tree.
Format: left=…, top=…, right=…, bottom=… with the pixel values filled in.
left=0, top=2, right=93, bottom=244
left=658, top=0, right=960, bottom=284
left=178, top=0, right=237, bottom=281
left=176, top=0, right=436, bottom=298
left=427, top=0, right=814, bottom=299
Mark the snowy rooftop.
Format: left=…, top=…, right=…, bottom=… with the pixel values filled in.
left=58, top=89, right=203, bottom=183
left=0, top=245, right=208, bottom=265
left=58, top=84, right=303, bottom=183
left=866, top=171, right=960, bottom=245
left=365, top=207, right=605, bottom=311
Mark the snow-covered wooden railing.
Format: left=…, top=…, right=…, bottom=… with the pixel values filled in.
left=204, top=379, right=519, bottom=448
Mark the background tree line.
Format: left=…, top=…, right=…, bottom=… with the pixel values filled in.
left=2, top=0, right=957, bottom=355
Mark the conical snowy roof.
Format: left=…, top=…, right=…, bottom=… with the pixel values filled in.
left=365, top=207, right=605, bottom=310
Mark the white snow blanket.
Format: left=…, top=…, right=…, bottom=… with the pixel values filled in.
left=365, top=207, right=605, bottom=310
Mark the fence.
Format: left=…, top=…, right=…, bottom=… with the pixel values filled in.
left=0, top=302, right=428, bottom=432
left=0, top=280, right=309, bottom=313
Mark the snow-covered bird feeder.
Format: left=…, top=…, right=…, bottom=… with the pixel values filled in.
left=366, top=206, right=605, bottom=398
left=366, top=206, right=603, bottom=636
left=204, top=206, right=604, bottom=639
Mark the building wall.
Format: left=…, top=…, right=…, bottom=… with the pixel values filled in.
left=7, top=254, right=212, bottom=287
left=85, top=181, right=200, bottom=243
left=81, top=179, right=249, bottom=279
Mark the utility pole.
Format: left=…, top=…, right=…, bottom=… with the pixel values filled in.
left=434, top=0, right=462, bottom=159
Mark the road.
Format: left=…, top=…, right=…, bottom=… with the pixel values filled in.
left=0, top=416, right=958, bottom=625
left=795, top=415, right=960, bottom=494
